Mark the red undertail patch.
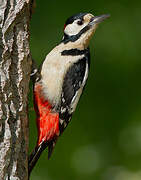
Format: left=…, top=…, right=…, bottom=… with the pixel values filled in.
left=34, top=84, right=60, bottom=146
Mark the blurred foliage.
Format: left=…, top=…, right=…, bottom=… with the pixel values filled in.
left=29, top=0, right=141, bottom=179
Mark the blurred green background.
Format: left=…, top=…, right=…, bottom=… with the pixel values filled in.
left=29, top=0, right=141, bottom=179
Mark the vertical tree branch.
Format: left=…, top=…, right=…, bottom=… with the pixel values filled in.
left=0, top=0, right=32, bottom=179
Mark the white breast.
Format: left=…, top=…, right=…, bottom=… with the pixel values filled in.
left=41, top=44, right=84, bottom=106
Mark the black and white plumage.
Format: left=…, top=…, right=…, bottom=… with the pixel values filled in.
left=59, top=48, right=90, bottom=133
left=29, top=12, right=110, bottom=175
left=41, top=45, right=90, bottom=134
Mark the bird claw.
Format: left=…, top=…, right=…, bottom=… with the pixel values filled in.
left=30, top=59, right=41, bottom=83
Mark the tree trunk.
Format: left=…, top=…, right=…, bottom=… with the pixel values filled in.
left=0, top=0, right=32, bottom=179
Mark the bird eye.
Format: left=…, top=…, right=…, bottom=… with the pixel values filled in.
left=77, top=20, right=83, bottom=25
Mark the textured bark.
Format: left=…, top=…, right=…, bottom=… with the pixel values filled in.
left=0, top=0, right=32, bottom=179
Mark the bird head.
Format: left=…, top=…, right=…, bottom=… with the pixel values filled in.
left=62, top=13, right=110, bottom=48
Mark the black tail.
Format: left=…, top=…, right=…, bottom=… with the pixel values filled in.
left=28, top=141, right=48, bottom=176
left=28, top=140, right=56, bottom=177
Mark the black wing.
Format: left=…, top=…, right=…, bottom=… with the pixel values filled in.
left=59, top=52, right=90, bottom=134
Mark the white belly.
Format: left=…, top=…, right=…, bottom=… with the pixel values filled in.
left=41, top=45, right=84, bottom=106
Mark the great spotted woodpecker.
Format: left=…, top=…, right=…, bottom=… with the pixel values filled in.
left=29, top=12, right=110, bottom=174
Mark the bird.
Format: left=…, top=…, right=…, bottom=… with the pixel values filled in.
left=29, top=12, right=110, bottom=175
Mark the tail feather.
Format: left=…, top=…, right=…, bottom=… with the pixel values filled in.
left=28, top=141, right=48, bottom=176
left=28, top=139, right=57, bottom=176
left=48, top=139, right=57, bottom=160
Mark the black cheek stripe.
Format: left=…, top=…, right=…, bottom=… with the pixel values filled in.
left=62, top=25, right=90, bottom=44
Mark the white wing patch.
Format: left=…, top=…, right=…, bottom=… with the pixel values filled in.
left=69, top=61, right=89, bottom=113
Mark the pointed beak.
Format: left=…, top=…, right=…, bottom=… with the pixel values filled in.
left=89, top=14, right=110, bottom=26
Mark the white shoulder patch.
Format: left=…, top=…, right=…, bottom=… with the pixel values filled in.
left=69, top=61, right=89, bottom=113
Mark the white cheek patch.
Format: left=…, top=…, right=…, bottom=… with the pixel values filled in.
left=64, top=20, right=87, bottom=36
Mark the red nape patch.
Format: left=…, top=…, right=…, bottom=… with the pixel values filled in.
left=64, top=24, right=66, bottom=30
left=34, top=84, right=60, bottom=146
